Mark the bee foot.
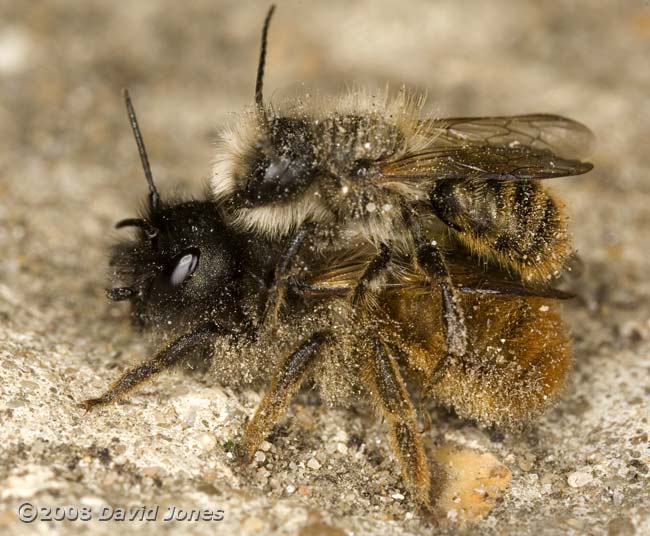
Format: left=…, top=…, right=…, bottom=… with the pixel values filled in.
left=77, top=397, right=105, bottom=413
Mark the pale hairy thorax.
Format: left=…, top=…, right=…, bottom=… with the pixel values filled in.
left=211, top=88, right=436, bottom=243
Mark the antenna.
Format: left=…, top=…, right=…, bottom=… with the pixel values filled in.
left=255, top=5, right=276, bottom=112
left=123, top=88, right=160, bottom=211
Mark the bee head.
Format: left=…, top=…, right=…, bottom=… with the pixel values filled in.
left=232, top=5, right=321, bottom=207
left=107, top=91, right=244, bottom=331
left=233, top=116, right=319, bottom=207
left=217, top=6, right=406, bottom=218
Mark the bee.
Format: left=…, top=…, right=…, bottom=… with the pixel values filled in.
left=212, top=6, right=594, bottom=358
left=80, top=5, right=591, bottom=518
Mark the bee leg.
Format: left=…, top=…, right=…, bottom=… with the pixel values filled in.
left=366, top=338, right=439, bottom=512
left=240, top=330, right=331, bottom=460
left=261, top=222, right=315, bottom=327
left=416, top=241, right=468, bottom=357
left=349, top=243, right=391, bottom=307
left=78, top=322, right=223, bottom=411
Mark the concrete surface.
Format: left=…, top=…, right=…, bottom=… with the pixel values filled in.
left=1, top=1, right=649, bottom=534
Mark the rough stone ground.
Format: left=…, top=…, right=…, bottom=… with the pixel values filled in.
left=1, top=1, right=649, bottom=534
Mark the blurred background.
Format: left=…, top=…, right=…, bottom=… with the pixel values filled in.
left=1, top=1, right=649, bottom=535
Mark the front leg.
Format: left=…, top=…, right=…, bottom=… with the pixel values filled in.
left=261, top=222, right=315, bottom=328
left=79, top=323, right=224, bottom=410
left=240, top=330, right=330, bottom=460
left=349, top=243, right=391, bottom=308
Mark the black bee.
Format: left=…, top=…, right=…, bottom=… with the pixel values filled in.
left=81, top=90, right=287, bottom=408
left=212, top=6, right=594, bottom=357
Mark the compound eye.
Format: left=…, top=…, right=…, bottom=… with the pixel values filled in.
left=169, top=248, right=200, bottom=286
left=263, top=156, right=291, bottom=181
left=352, top=159, right=373, bottom=178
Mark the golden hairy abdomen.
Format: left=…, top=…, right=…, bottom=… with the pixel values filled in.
left=450, top=180, right=571, bottom=283
left=387, top=290, right=571, bottom=427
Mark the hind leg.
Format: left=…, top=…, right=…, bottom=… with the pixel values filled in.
left=431, top=297, right=571, bottom=427
left=415, top=240, right=467, bottom=357
left=365, top=337, right=439, bottom=511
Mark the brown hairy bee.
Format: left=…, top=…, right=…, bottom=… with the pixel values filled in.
left=213, top=6, right=594, bottom=357
left=81, top=5, right=592, bottom=518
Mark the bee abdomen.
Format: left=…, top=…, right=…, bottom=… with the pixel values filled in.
left=390, top=292, right=571, bottom=428
left=430, top=180, right=570, bottom=282
left=433, top=297, right=572, bottom=427
left=493, top=182, right=569, bottom=276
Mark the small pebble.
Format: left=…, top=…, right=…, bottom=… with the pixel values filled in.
left=101, top=472, right=119, bottom=486
left=518, top=454, right=535, bottom=472
left=336, top=442, right=347, bottom=454
left=242, top=516, right=264, bottom=532
left=80, top=496, right=105, bottom=508
left=307, top=457, right=321, bottom=470
left=567, top=471, right=593, bottom=488
left=257, top=468, right=271, bottom=478
left=286, top=484, right=296, bottom=494
left=113, top=455, right=128, bottom=465
left=142, top=466, right=159, bottom=478
left=197, top=433, right=216, bottom=450
left=254, top=451, right=266, bottom=463
left=259, top=441, right=272, bottom=452
left=613, top=489, right=624, bottom=506
left=391, top=493, right=405, bottom=501
left=181, top=409, right=197, bottom=427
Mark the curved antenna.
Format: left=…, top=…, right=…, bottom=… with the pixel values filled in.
left=123, top=88, right=160, bottom=211
left=255, top=5, right=276, bottom=113
left=115, top=217, right=159, bottom=239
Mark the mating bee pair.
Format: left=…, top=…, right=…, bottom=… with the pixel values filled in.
left=81, top=6, right=594, bottom=514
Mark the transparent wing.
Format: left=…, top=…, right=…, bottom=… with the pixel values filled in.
left=300, top=249, right=573, bottom=300
left=380, top=114, right=595, bottom=182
